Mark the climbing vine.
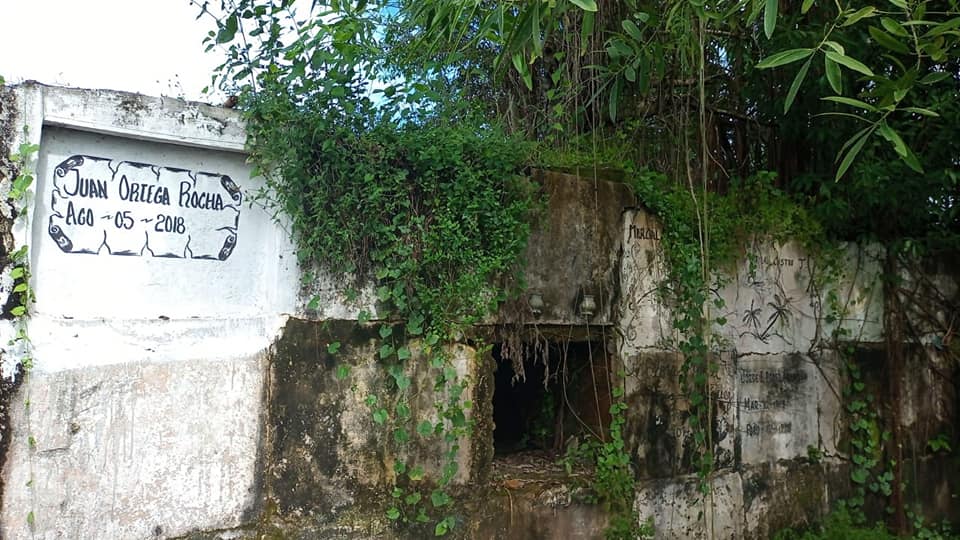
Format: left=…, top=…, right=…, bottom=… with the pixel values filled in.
left=254, top=104, right=537, bottom=534
left=623, top=164, right=833, bottom=536
left=197, top=2, right=540, bottom=534
left=3, top=129, right=38, bottom=531
left=196, top=0, right=958, bottom=536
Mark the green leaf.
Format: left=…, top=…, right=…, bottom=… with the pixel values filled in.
left=919, top=71, right=951, bottom=85
left=901, top=106, right=939, bottom=117
left=417, top=421, right=433, bottom=437
left=823, top=41, right=845, bottom=55
left=764, top=0, right=778, bottom=38
left=609, top=38, right=633, bottom=58
left=925, top=17, right=960, bottom=37
left=881, top=17, right=909, bottom=37
left=802, top=0, right=815, bottom=14
left=387, top=507, right=401, bottom=520
left=609, top=77, right=620, bottom=122
left=10, top=267, right=24, bottom=279
left=327, top=341, right=341, bottom=354
left=900, top=145, right=924, bottom=173
left=380, top=343, right=395, bottom=359
left=511, top=51, right=533, bottom=90
left=822, top=96, right=878, bottom=112
left=373, top=408, right=388, bottom=425
left=569, top=0, right=598, bottom=12
left=622, top=20, right=643, bottom=42
left=336, top=364, right=350, bottom=380
left=843, top=6, right=877, bottom=26
left=216, top=14, right=238, bottom=44
left=13, top=283, right=28, bottom=294
left=11, top=306, right=26, bottom=317
left=580, top=11, right=595, bottom=53
left=869, top=26, right=911, bottom=54
left=835, top=126, right=875, bottom=181
left=431, top=489, right=452, bottom=507
left=406, top=314, right=424, bottom=335
left=851, top=468, right=869, bottom=484
left=756, top=48, right=813, bottom=69
left=405, top=492, right=422, bottom=505
left=307, top=295, right=321, bottom=311
left=785, top=57, right=813, bottom=113
left=824, top=51, right=874, bottom=76
left=397, top=346, right=412, bottom=360
left=520, top=62, right=533, bottom=90
left=888, top=0, right=907, bottom=10
left=379, top=324, right=393, bottom=338
left=824, top=56, right=842, bottom=95
left=878, top=121, right=908, bottom=157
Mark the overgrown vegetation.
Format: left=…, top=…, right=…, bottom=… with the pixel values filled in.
left=194, top=2, right=543, bottom=535
left=774, top=507, right=960, bottom=540
left=0, top=107, right=39, bottom=530
left=196, top=0, right=959, bottom=536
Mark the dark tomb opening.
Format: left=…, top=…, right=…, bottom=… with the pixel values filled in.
left=491, top=340, right=613, bottom=458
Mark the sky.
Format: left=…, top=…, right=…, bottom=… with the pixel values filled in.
left=0, top=0, right=226, bottom=102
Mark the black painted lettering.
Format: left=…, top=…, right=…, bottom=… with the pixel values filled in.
left=179, top=181, right=225, bottom=211
left=65, top=201, right=93, bottom=227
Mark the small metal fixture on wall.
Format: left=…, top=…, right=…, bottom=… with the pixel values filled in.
left=579, top=293, right=596, bottom=319
left=529, top=292, right=544, bottom=317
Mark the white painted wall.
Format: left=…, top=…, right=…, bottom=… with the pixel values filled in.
left=1, top=84, right=301, bottom=540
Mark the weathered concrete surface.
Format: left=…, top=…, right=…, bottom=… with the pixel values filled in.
left=618, top=208, right=670, bottom=351
left=736, top=352, right=841, bottom=465
left=635, top=471, right=744, bottom=539
left=512, top=170, right=635, bottom=326
left=618, top=211, right=886, bottom=360
left=716, top=241, right=884, bottom=355
left=264, top=318, right=491, bottom=531
left=1, top=86, right=957, bottom=540
left=740, top=461, right=851, bottom=538
left=468, top=481, right=610, bottom=539
left=1, top=354, right=267, bottom=540
left=622, top=351, right=737, bottom=479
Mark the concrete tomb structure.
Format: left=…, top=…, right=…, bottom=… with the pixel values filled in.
left=0, top=84, right=956, bottom=539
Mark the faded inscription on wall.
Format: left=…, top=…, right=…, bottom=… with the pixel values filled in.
left=48, top=155, right=241, bottom=260
left=737, top=363, right=809, bottom=439
left=628, top=223, right=661, bottom=243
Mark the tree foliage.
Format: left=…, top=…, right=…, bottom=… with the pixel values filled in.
left=380, top=0, right=960, bottom=246
left=196, top=0, right=959, bottom=536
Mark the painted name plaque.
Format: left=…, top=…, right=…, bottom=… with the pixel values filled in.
left=48, top=155, right=242, bottom=260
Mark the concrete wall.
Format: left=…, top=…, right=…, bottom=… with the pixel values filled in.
left=617, top=208, right=957, bottom=539
left=0, top=85, right=956, bottom=540
left=0, top=84, right=299, bottom=540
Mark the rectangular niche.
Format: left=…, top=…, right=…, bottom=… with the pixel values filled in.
left=491, top=339, right=614, bottom=459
